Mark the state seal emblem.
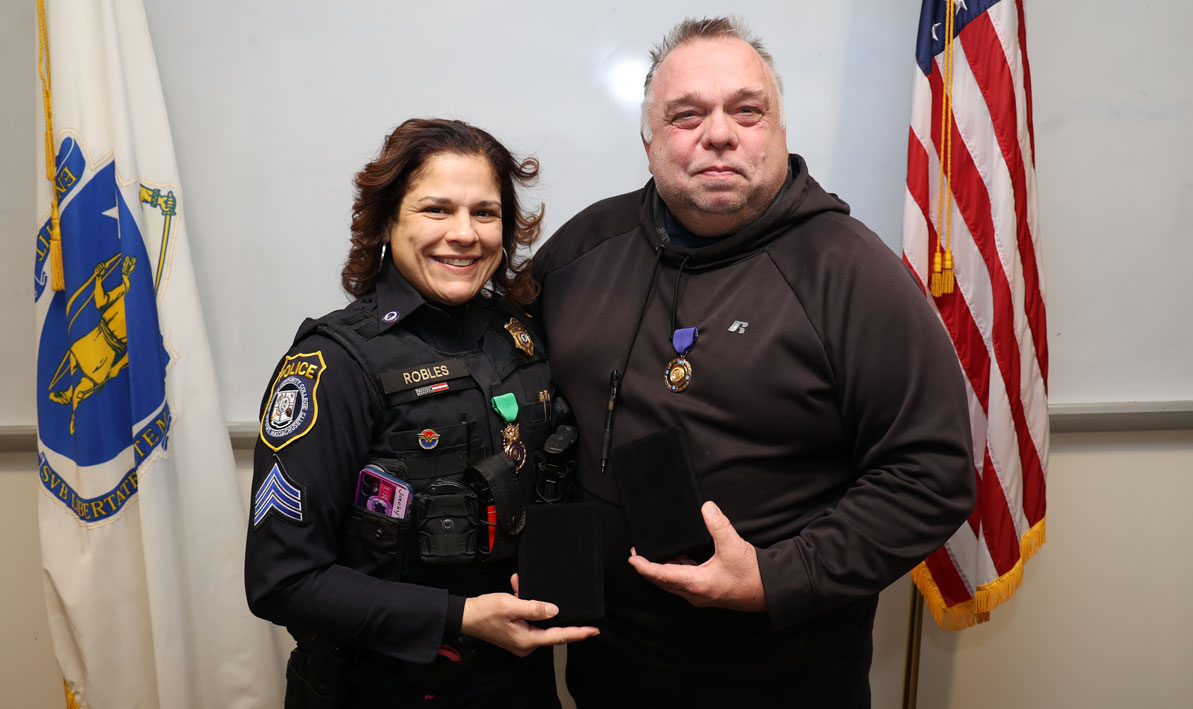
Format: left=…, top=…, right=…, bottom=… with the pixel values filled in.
left=34, top=138, right=174, bottom=523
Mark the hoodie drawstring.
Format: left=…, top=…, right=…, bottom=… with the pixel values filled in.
left=599, top=246, right=665, bottom=475
left=669, top=254, right=692, bottom=337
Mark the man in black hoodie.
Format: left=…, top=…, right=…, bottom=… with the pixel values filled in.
left=533, top=16, right=976, bottom=707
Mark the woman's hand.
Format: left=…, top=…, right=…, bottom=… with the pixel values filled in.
left=460, top=592, right=599, bottom=657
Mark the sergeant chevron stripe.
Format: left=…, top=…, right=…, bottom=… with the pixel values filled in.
left=253, top=460, right=305, bottom=526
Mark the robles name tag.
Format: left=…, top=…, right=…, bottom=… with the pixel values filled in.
left=380, top=358, right=470, bottom=395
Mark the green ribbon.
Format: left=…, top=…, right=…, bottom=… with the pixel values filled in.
left=491, top=393, right=518, bottom=423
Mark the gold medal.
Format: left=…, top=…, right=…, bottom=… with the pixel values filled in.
left=503, top=318, right=535, bottom=356
left=491, top=392, right=525, bottom=472
left=665, top=356, right=692, bottom=392
left=501, top=423, right=526, bottom=472
left=666, top=327, right=698, bottom=393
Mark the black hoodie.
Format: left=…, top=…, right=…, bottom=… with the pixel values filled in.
left=533, top=155, right=974, bottom=695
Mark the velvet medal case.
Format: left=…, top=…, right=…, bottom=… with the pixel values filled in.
left=611, top=427, right=713, bottom=564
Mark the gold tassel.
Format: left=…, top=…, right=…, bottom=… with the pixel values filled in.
left=931, top=0, right=957, bottom=301
left=39, top=0, right=65, bottom=292
left=929, top=250, right=943, bottom=297
left=939, top=249, right=955, bottom=295
left=50, top=203, right=64, bottom=291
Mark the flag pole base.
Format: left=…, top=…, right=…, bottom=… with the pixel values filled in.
left=902, top=583, right=924, bottom=709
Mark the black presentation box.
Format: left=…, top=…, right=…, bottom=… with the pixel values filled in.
left=517, top=501, right=604, bottom=628
left=611, top=427, right=713, bottom=564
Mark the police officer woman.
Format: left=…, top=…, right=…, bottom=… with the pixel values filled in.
left=246, top=118, right=597, bottom=707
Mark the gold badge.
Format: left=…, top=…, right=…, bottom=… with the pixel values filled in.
left=504, top=318, right=535, bottom=356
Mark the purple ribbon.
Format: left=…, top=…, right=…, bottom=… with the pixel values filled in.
left=672, top=327, right=698, bottom=356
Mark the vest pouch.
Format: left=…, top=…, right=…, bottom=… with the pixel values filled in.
left=519, top=392, right=553, bottom=452
left=339, top=506, right=411, bottom=579
left=415, top=480, right=479, bottom=566
left=386, top=422, right=476, bottom=481
left=400, top=640, right=480, bottom=693
left=284, top=633, right=351, bottom=709
left=284, top=648, right=344, bottom=709
left=465, top=453, right=526, bottom=564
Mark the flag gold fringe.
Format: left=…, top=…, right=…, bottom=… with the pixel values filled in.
left=912, top=517, right=1047, bottom=631
left=64, top=680, right=81, bottom=709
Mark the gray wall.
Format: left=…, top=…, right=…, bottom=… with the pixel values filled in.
left=3, top=1, right=1193, bottom=707
left=4, top=0, right=1191, bottom=430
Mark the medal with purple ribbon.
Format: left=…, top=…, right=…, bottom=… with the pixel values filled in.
left=665, top=327, right=698, bottom=392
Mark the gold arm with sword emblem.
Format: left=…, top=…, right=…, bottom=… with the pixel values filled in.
left=139, top=185, right=176, bottom=290
left=61, top=254, right=122, bottom=333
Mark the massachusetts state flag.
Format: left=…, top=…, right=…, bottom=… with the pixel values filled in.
left=33, top=1, right=284, bottom=706
left=902, top=0, right=1048, bottom=629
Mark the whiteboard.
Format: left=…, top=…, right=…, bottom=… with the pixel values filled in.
left=3, top=0, right=1191, bottom=428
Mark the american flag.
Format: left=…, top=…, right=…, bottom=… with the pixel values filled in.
left=902, top=0, right=1048, bottom=629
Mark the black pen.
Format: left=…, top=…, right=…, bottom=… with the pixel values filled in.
left=599, top=369, right=620, bottom=475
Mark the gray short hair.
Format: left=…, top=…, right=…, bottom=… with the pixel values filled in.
left=640, top=16, right=785, bottom=142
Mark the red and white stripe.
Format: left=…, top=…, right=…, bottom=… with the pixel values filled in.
left=902, top=0, right=1048, bottom=628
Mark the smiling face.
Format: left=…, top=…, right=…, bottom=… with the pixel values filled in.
left=644, top=37, right=789, bottom=236
left=388, top=152, right=504, bottom=305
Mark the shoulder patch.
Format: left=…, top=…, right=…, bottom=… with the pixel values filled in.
left=260, top=351, right=327, bottom=451
left=252, top=457, right=306, bottom=527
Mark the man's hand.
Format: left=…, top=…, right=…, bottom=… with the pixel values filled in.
left=628, top=501, right=768, bottom=613
left=461, top=591, right=599, bottom=657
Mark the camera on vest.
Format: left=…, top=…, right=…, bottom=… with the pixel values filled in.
left=536, top=424, right=578, bottom=503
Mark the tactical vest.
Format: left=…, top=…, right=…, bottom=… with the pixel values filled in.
left=295, top=295, right=555, bottom=597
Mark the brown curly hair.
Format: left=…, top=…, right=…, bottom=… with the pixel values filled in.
left=342, top=118, right=543, bottom=303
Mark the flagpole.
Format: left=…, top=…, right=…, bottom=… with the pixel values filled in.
left=901, top=584, right=924, bottom=709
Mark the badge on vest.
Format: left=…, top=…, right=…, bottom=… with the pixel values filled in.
left=418, top=428, right=441, bottom=450
left=260, top=351, right=327, bottom=452
left=504, top=318, right=535, bottom=356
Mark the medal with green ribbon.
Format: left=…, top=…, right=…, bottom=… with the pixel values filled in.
left=491, top=393, right=526, bottom=472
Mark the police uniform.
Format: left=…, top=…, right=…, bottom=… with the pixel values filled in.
left=245, top=259, right=561, bottom=708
